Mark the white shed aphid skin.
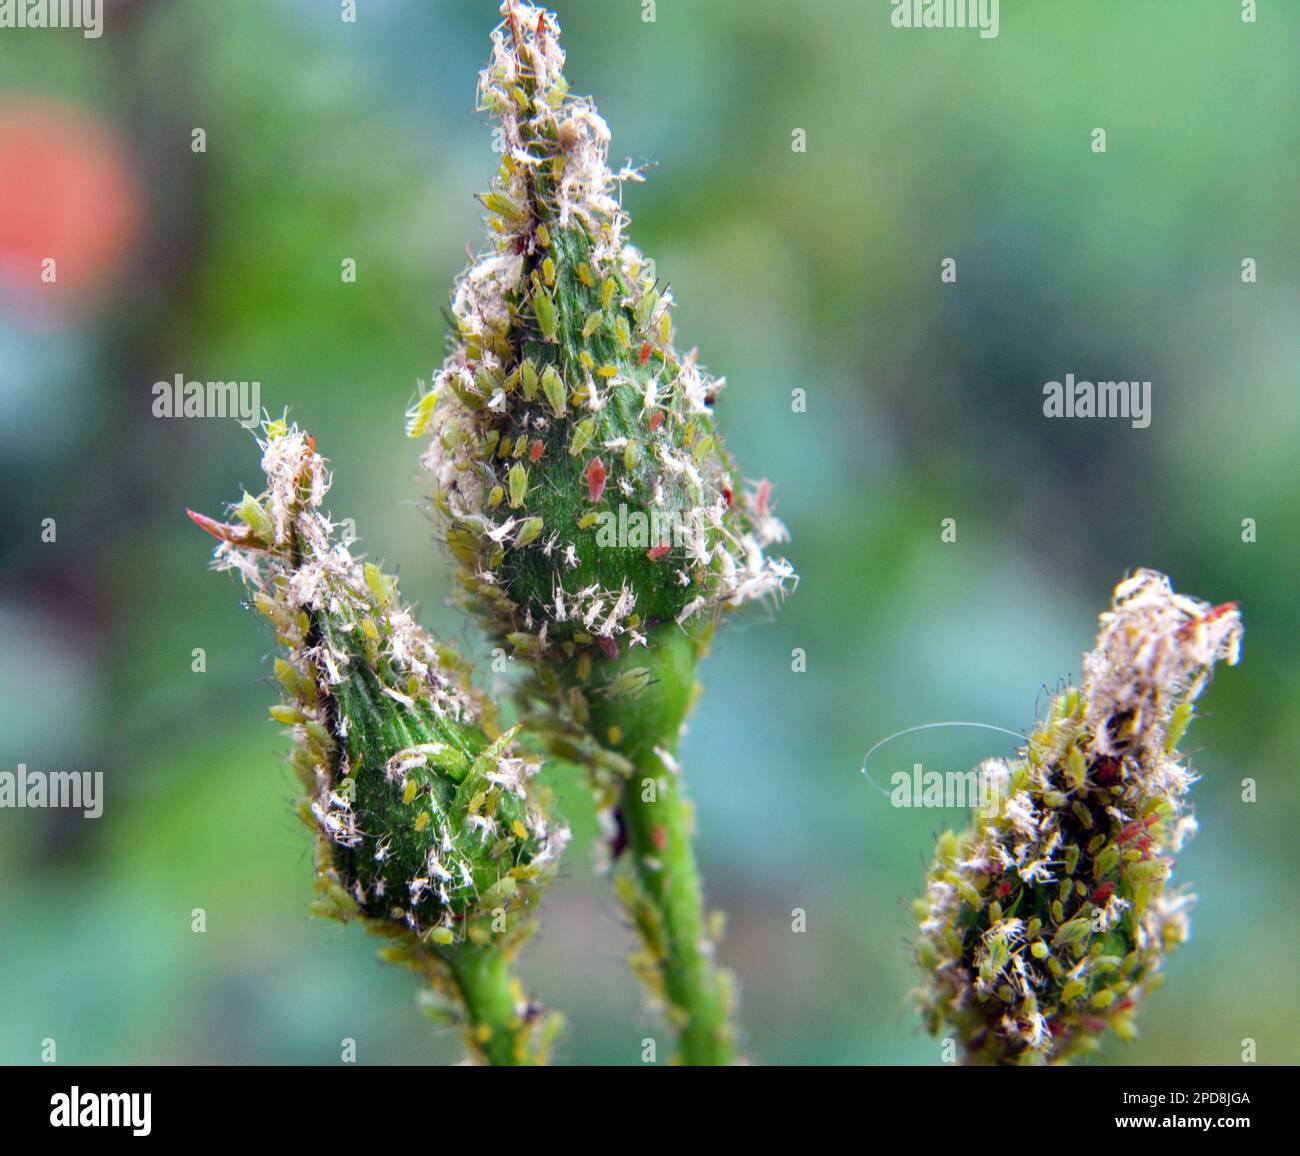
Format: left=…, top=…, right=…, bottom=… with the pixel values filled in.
left=914, top=570, right=1242, bottom=1066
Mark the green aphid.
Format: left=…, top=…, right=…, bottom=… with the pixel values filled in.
left=476, top=365, right=500, bottom=396
left=533, top=288, right=558, bottom=341
left=236, top=492, right=272, bottom=540
left=515, top=517, right=544, bottom=549
left=274, top=657, right=309, bottom=698
left=364, top=562, right=395, bottom=609
left=1066, top=746, right=1087, bottom=791
left=979, top=934, right=1011, bottom=983
left=521, top=359, right=540, bottom=400
left=449, top=374, right=486, bottom=412
left=569, top=417, right=596, bottom=457
left=634, top=288, right=660, bottom=330
left=1094, top=842, right=1120, bottom=879
left=1061, top=977, right=1087, bottom=1002
left=508, top=463, right=529, bottom=509
left=1062, top=843, right=1081, bottom=875
left=1164, top=701, right=1194, bottom=754
left=1053, top=917, right=1093, bottom=949
left=545, top=78, right=568, bottom=109
left=269, top=703, right=303, bottom=726
left=541, top=365, right=567, bottom=417
left=482, top=191, right=523, bottom=221
left=506, top=630, right=542, bottom=656
left=1124, top=858, right=1170, bottom=886
left=602, top=667, right=654, bottom=702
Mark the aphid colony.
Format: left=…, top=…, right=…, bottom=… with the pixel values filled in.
left=192, top=2, right=788, bottom=1068
left=914, top=570, right=1241, bottom=1064
left=193, top=422, right=567, bottom=946
left=409, top=2, right=792, bottom=699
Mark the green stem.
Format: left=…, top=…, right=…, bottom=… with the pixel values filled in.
left=440, top=943, right=535, bottom=1066
left=586, top=626, right=735, bottom=1065
left=619, top=747, right=735, bottom=1065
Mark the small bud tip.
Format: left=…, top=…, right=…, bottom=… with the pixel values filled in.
left=186, top=507, right=264, bottom=549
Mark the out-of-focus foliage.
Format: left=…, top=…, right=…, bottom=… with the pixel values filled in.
left=1, top=0, right=1296, bottom=1065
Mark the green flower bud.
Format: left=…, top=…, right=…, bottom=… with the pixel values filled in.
left=914, top=569, right=1242, bottom=1064
left=192, top=423, right=569, bottom=948
left=411, top=2, right=793, bottom=769
left=406, top=4, right=790, bottom=1063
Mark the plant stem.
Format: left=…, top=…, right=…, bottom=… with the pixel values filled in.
left=619, top=748, right=735, bottom=1065
left=440, top=943, right=535, bottom=1066
left=576, top=627, right=736, bottom=1063
left=588, top=625, right=733, bottom=1064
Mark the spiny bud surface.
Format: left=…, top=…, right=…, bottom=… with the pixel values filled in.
left=411, top=3, right=792, bottom=730
left=193, top=422, right=568, bottom=944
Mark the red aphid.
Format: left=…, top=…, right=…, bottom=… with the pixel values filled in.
left=1092, top=756, right=1121, bottom=786
left=995, top=880, right=1015, bottom=899
left=638, top=342, right=652, bottom=366
left=647, top=543, right=670, bottom=561
left=586, top=456, right=607, bottom=503
left=596, top=635, right=619, bottom=660
left=529, top=438, right=545, bottom=463
left=1118, top=821, right=1144, bottom=845
left=1178, top=600, right=1239, bottom=639
left=1118, top=813, right=1161, bottom=845
left=648, top=410, right=664, bottom=431
left=721, top=484, right=733, bottom=508
left=1092, top=881, right=1116, bottom=904
left=651, top=825, right=667, bottom=852
left=755, top=479, right=772, bottom=517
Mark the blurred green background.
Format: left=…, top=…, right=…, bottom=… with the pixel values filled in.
left=2, top=0, right=1296, bottom=1065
